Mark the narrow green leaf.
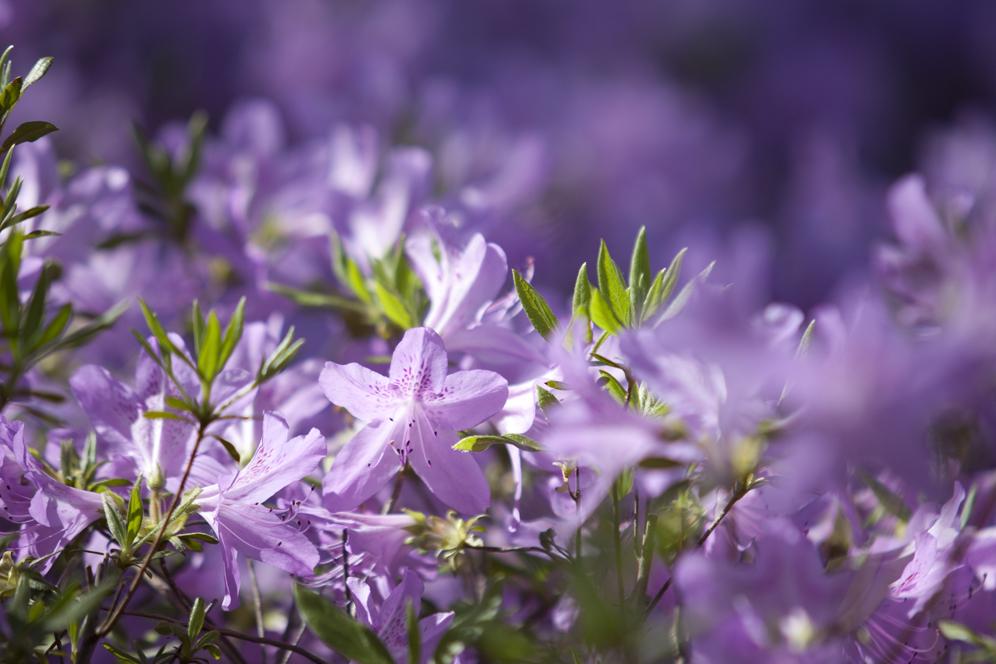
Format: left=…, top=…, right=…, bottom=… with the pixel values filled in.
left=198, top=310, right=222, bottom=382
left=22, top=56, right=53, bottom=89
left=512, top=268, right=558, bottom=339
left=143, top=410, right=191, bottom=421
left=268, top=282, right=366, bottom=313
left=571, top=262, right=591, bottom=317
left=21, top=262, right=55, bottom=342
left=102, top=493, right=127, bottom=546
left=138, top=299, right=175, bottom=356
left=5, top=204, right=48, bottom=228
left=861, top=472, right=911, bottom=523
left=374, top=281, right=413, bottom=329
left=347, top=259, right=374, bottom=305
left=598, top=370, right=627, bottom=404
left=294, top=584, right=394, bottom=664
left=0, top=76, right=22, bottom=112
left=597, top=240, right=630, bottom=325
left=191, top=300, right=204, bottom=356
left=29, top=301, right=69, bottom=349
left=406, top=601, right=421, bottom=664
left=0, top=120, right=57, bottom=153
left=628, top=226, right=651, bottom=305
left=43, top=301, right=124, bottom=355
left=126, top=481, right=143, bottom=544
left=644, top=247, right=687, bottom=320
left=188, top=597, right=207, bottom=641
left=218, top=296, right=245, bottom=369
left=454, top=434, right=542, bottom=453
left=536, top=385, right=560, bottom=411
left=42, top=580, right=113, bottom=632
left=589, top=289, right=622, bottom=335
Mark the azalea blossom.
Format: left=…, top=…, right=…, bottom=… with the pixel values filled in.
left=195, top=412, right=325, bottom=608
left=320, top=327, right=508, bottom=513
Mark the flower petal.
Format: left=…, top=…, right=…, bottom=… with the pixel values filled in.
left=320, top=361, right=399, bottom=422
left=409, top=413, right=489, bottom=514
left=70, top=365, right=141, bottom=452
left=224, top=413, right=326, bottom=505
left=427, top=369, right=509, bottom=430
left=208, top=502, right=320, bottom=610
left=389, top=327, right=448, bottom=394
left=323, top=419, right=404, bottom=511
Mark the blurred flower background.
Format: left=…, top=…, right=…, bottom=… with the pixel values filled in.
left=8, top=0, right=996, bottom=306
left=6, top=2, right=996, bottom=662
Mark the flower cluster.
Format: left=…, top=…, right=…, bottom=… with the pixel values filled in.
left=1, top=7, right=996, bottom=663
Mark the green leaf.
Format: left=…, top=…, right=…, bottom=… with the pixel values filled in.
left=374, top=281, right=413, bottom=329
left=138, top=299, right=177, bottom=357
left=126, top=481, right=143, bottom=544
left=218, top=297, right=245, bottom=369
left=589, top=289, right=622, bottom=334
left=0, top=120, right=58, bottom=153
left=938, top=620, right=996, bottom=652
left=42, top=580, right=113, bottom=632
left=21, top=229, right=60, bottom=240
left=347, top=259, right=373, bottom=305
left=143, top=410, right=191, bottom=421
left=628, top=226, right=651, bottom=306
left=20, top=261, right=56, bottom=342
left=0, top=76, right=22, bottom=112
left=268, top=282, right=366, bottom=313
left=22, top=56, right=53, bottom=89
left=642, top=247, right=687, bottom=321
left=260, top=327, right=305, bottom=380
left=454, top=434, right=542, bottom=453
left=3, top=204, right=48, bottom=229
left=536, top=385, right=560, bottom=411
left=0, top=232, right=23, bottom=332
left=42, top=299, right=126, bottom=356
left=861, top=472, right=912, bottom=524
left=188, top=597, right=207, bottom=641
left=571, top=262, right=592, bottom=317
left=191, top=300, right=204, bottom=355
left=597, top=240, right=630, bottom=326
left=294, top=584, right=394, bottom=664
left=512, top=268, right=558, bottom=339
left=198, top=310, right=222, bottom=382
left=598, top=370, right=627, bottom=404
left=406, top=601, right=421, bottom=664
left=102, top=493, right=127, bottom=546
left=102, top=643, right=143, bottom=663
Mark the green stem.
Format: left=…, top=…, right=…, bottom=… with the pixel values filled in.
left=611, top=481, right=625, bottom=606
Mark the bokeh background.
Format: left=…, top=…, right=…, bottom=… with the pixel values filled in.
left=6, top=0, right=996, bottom=306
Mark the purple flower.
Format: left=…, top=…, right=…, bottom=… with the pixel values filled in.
left=70, top=338, right=204, bottom=489
left=350, top=568, right=453, bottom=663
left=320, top=327, right=508, bottom=514
left=675, top=519, right=855, bottom=662
left=0, top=417, right=102, bottom=572
left=406, top=223, right=508, bottom=342
left=196, top=412, right=325, bottom=609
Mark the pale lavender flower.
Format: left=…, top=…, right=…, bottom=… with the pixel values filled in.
left=0, top=417, right=102, bottom=572
left=350, top=568, right=453, bottom=663
left=70, top=336, right=210, bottom=489
left=320, top=327, right=508, bottom=514
left=196, top=412, right=325, bottom=609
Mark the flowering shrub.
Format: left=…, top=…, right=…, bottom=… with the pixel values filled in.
left=2, top=6, right=996, bottom=662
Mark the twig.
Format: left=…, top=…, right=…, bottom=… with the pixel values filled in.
left=96, top=421, right=209, bottom=636
left=248, top=560, right=268, bottom=664
left=121, top=610, right=325, bottom=664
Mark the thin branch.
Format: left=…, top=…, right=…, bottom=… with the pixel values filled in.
left=248, top=560, right=268, bottom=664
left=92, top=420, right=210, bottom=640
left=121, top=610, right=326, bottom=664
